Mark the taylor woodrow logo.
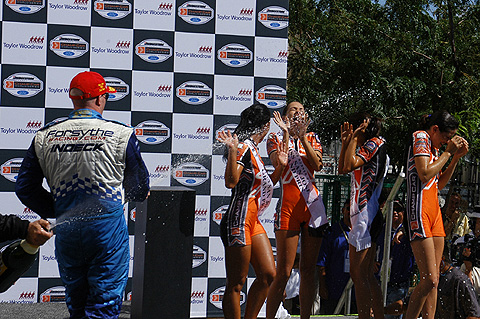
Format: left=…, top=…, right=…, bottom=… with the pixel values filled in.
left=94, top=0, right=131, bottom=19
left=3, top=73, right=44, bottom=98
left=176, top=81, right=212, bottom=105
left=50, top=34, right=89, bottom=59
left=134, top=120, right=170, bottom=145
left=135, top=39, right=172, bottom=63
left=178, top=1, right=214, bottom=25
left=6, top=0, right=45, bottom=14
left=217, top=43, right=253, bottom=68
left=258, top=6, right=289, bottom=30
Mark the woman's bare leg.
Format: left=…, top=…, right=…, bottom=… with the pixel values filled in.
left=266, top=230, right=299, bottom=319
left=244, top=233, right=276, bottom=319
left=299, top=229, right=322, bottom=319
left=223, top=245, right=251, bottom=319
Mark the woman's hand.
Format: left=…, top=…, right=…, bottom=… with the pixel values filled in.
left=276, top=137, right=289, bottom=168
left=273, top=111, right=289, bottom=133
left=353, top=118, right=369, bottom=138
left=217, top=130, right=238, bottom=150
left=340, top=122, right=353, bottom=146
left=291, top=111, right=310, bottom=139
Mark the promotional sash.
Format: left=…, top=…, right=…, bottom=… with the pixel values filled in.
left=245, top=139, right=273, bottom=216
left=288, top=145, right=326, bottom=228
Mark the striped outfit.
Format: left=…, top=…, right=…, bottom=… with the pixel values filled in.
left=221, top=139, right=271, bottom=247
left=406, top=130, right=445, bottom=240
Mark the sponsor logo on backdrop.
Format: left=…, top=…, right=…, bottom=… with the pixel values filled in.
left=217, top=8, right=253, bottom=22
left=212, top=205, right=228, bottom=225
left=4, top=36, right=44, bottom=51
left=20, top=207, right=40, bottom=220
left=133, top=85, right=172, bottom=99
left=50, top=34, right=89, bottom=59
left=215, top=124, right=237, bottom=138
left=258, top=6, right=289, bottom=30
left=0, top=120, right=43, bottom=136
left=210, top=286, right=245, bottom=309
left=176, top=81, right=212, bottom=105
left=217, top=44, right=253, bottom=68
left=1, top=158, right=23, bottom=182
left=178, top=1, right=214, bottom=25
left=126, top=291, right=132, bottom=301
left=173, top=162, right=209, bottom=186
left=129, top=207, right=135, bottom=221
left=215, top=89, right=252, bottom=103
left=3, top=73, right=44, bottom=98
left=94, top=0, right=131, bottom=19
left=19, top=291, right=36, bottom=301
left=135, top=2, right=173, bottom=16
left=255, top=85, right=287, bottom=109
left=6, top=0, right=45, bottom=14
left=135, top=39, right=172, bottom=63
left=192, top=245, right=207, bottom=268
left=176, top=45, right=213, bottom=60
left=150, top=164, right=170, bottom=182
left=104, top=77, right=129, bottom=101
left=134, top=120, right=170, bottom=145
left=40, top=286, right=66, bottom=303
left=92, top=41, right=130, bottom=55
left=195, top=208, right=207, bottom=222
left=191, top=290, right=205, bottom=305
left=256, top=50, right=288, bottom=64
left=49, top=1, right=89, bottom=11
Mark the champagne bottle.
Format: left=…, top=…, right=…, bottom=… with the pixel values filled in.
left=0, top=239, right=39, bottom=293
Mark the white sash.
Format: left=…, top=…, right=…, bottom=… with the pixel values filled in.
left=245, top=140, right=273, bottom=216
left=288, top=144, right=326, bottom=228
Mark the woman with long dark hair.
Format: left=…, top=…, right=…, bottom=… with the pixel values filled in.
left=338, top=112, right=388, bottom=319
left=217, top=103, right=288, bottom=319
left=404, top=110, right=468, bottom=319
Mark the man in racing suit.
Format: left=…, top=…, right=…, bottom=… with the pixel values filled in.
left=15, top=71, right=150, bottom=318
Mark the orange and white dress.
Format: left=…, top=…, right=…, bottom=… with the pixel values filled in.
left=406, top=130, right=446, bottom=240
left=267, top=132, right=327, bottom=234
left=220, top=139, right=273, bottom=247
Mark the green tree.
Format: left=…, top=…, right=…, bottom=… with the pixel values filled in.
left=288, top=0, right=480, bottom=172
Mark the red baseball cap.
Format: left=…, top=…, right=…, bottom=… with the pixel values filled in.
left=69, top=71, right=116, bottom=100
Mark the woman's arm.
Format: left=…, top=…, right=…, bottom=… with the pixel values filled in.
left=295, top=113, right=323, bottom=171
left=414, top=135, right=467, bottom=187
left=218, top=130, right=244, bottom=189
left=341, top=120, right=368, bottom=173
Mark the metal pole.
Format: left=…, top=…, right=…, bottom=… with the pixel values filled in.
left=334, top=278, right=354, bottom=315
left=380, top=172, right=405, bottom=305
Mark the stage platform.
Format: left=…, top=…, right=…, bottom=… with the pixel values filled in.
left=0, top=301, right=359, bottom=319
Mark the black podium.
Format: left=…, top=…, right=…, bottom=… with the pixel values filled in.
left=131, top=186, right=196, bottom=319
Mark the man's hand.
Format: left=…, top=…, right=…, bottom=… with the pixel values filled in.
left=26, top=219, right=53, bottom=246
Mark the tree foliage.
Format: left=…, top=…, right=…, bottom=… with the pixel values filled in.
left=288, top=0, right=480, bottom=172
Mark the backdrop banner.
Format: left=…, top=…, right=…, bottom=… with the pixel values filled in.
left=0, top=0, right=288, bottom=317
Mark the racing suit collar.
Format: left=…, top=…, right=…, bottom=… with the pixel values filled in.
left=69, top=108, right=103, bottom=119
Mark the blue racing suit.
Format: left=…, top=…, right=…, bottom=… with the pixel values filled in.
left=15, top=109, right=149, bottom=318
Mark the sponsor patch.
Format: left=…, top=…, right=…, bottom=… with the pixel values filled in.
left=104, top=77, right=129, bottom=101
left=217, top=43, right=253, bottom=68
left=135, top=39, right=172, bottom=63
left=135, top=120, right=170, bottom=145
left=258, top=6, right=289, bottom=30
left=176, top=81, right=212, bottom=105
left=255, top=85, right=286, bottom=109
left=94, top=0, right=132, bottom=20
left=6, top=0, right=45, bottom=14
left=3, top=73, right=44, bottom=98
left=1, top=158, right=23, bottom=182
left=173, top=162, right=209, bottom=186
left=50, top=34, right=89, bottom=59
left=192, top=245, right=207, bottom=268
left=178, top=1, right=214, bottom=25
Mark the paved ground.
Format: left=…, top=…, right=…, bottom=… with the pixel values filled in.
left=0, top=301, right=359, bottom=319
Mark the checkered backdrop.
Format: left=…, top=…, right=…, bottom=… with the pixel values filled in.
left=0, top=0, right=288, bottom=317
